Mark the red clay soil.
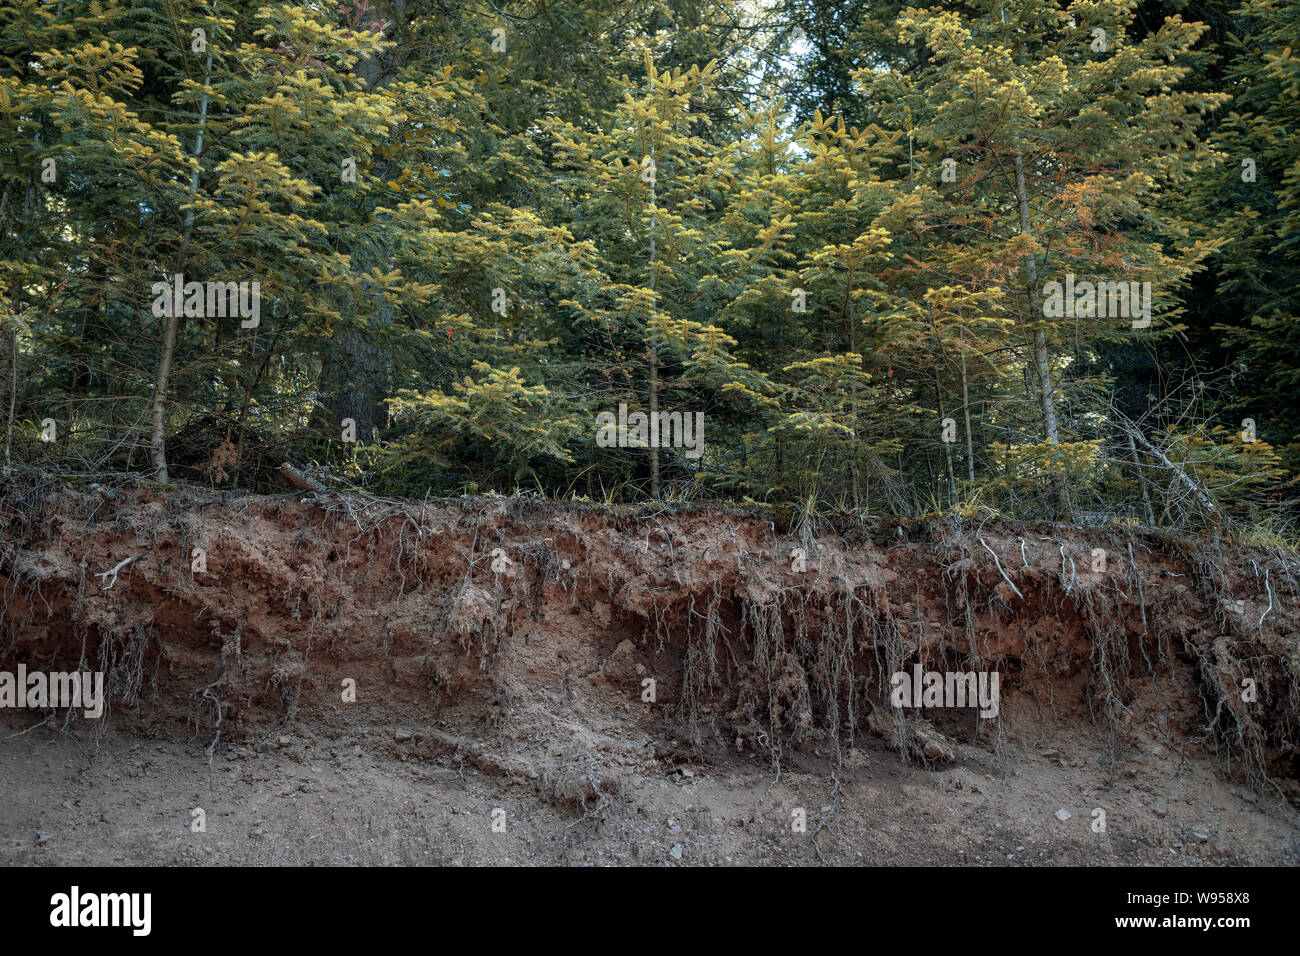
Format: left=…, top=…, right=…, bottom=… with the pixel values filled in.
left=1, top=482, right=1297, bottom=865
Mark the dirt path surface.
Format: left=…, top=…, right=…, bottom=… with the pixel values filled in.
left=2, top=484, right=1298, bottom=865
left=3, top=714, right=1294, bottom=866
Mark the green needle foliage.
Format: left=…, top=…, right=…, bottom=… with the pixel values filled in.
left=0, top=0, right=1293, bottom=534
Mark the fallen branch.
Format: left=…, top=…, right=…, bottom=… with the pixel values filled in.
left=278, top=461, right=329, bottom=494
left=1118, top=419, right=1218, bottom=517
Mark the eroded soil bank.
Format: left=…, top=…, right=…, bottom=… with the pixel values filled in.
left=1, top=482, right=1298, bottom=865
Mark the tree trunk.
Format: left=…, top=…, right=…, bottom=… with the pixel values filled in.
left=149, top=310, right=181, bottom=482
left=846, top=277, right=860, bottom=510
left=647, top=94, right=660, bottom=498
left=1013, top=150, right=1071, bottom=520
left=1127, top=430, right=1155, bottom=525
left=3, top=321, right=16, bottom=476
left=319, top=1, right=405, bottom=454
left=937, top=379, right=957, bottom=508
left=959, top=324, right=975, bottom=484
left=321, top=313, right=390, bottom=448
left=648, top=342, right=660, bottom=497
left=150, top=27, right=213, bottom=483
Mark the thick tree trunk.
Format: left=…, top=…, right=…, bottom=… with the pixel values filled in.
left=319, top=0, right=404, bottom=452
left=321, top=312, right=391, bottom=447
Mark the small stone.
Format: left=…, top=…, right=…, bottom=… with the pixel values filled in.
left=1054, top=808, right=1072, bottom=822
left=669, top=844, right=683, bottom=860
left=1191, top=829, right=1209, bottom=844
left=1039, top=749, right=1061, bottom=759
left=395, top=730, right=412, bottom=742
left=1151, top=806, right=1167, bottom=818
left=276, top=736, right=291, bottom=748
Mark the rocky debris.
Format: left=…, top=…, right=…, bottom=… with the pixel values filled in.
left=866, top=708, right=956, bottom=766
